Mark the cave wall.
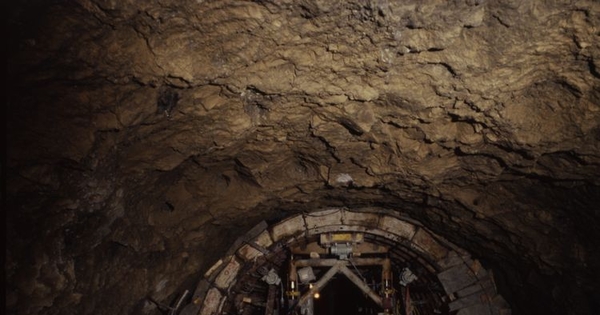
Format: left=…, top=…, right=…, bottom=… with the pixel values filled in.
left=6, top=1, right=600, bottom=315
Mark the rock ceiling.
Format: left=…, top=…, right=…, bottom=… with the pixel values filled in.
left=6, top=0, right=600, bottom=315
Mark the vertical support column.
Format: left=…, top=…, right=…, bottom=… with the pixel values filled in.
left=382, top=258, right=394, bottom=313
left=287, top=258, right=299, bottom=306
left=265, top=284, right=277, bottom=315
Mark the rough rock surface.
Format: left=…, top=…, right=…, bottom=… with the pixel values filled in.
left=6, top=0, right=600, bottom=315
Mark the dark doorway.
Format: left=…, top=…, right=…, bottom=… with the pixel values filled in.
left=314, top=276, right=380, bottom=315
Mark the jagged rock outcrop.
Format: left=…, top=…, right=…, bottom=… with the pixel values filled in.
left=7, top=1, right=600, bottom=315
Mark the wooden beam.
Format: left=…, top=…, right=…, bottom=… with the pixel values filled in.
left=290, top=242, right=388, bottom=255
left=294, top=257, right=387, bottom=267
left=296, top=263, right=341, bottom=307
left=338, top=265, right=383, bottom=307
left=296, top=261, right=385, bottom=310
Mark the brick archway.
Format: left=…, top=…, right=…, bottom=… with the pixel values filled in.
left=185, top=209, right=511, bottom=315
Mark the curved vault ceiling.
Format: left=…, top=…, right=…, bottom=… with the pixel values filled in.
left=5, top=1, right=600, bottom=315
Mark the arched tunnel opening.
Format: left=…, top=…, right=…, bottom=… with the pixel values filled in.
left=5, top=1, right=600, bottom=315
left=190, top=209, right=510, bottom=315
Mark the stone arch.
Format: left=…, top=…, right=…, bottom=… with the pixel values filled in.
left=183, top=209, right=511, bottom=315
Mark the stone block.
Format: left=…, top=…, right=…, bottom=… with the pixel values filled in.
left=363, top=228, right=407, bottom=243
left=378, top=216, right=416, bottom=239
left=200, top=288, right=222, bottom=315
left=307, top=225, right=369, bottom=236
left=237, top=243, right=263, bottom=261
left=214, top=258, right=240, bottom=289
left=449, top=293, right=488, bottom=311
left=304, top=209, right=343, bottom=229
left=456, top=304, right=492, bottom=315
left=204, top=259, right=224, bottom=279
left=411, top=228, right=449, bottom=260
left=465, top=258, right=488, bottom=279
left=270, top=215, right=305, bottom=241
left=254, top=230, right=273, bottom=249
left=342, top=210, right=380, bottom=227
left=479, top=277, right=497, bottom=296
left=437, top=263, right=478, bottom=294
left=191, top=279, right=210, bottom=303
left=456, top=283, right=483, bottom=298
left=438, top=251, right=465, bottom=269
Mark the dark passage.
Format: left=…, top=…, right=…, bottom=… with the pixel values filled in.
left=315, top=276, right=380, bottom=315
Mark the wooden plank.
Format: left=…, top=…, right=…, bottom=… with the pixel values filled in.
left=294, top=257, right=386, bottom=267
left=339, top=265, right=383, bottom=307
left=264, top=285, right=277, bottom=315
left=296, top=264, right=340, bottom=307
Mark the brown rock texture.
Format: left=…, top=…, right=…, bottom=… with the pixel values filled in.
left=6, top=0, right=600, bottom=315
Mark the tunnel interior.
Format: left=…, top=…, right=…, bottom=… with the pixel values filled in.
left=5, top=1, right=600, bottom=315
